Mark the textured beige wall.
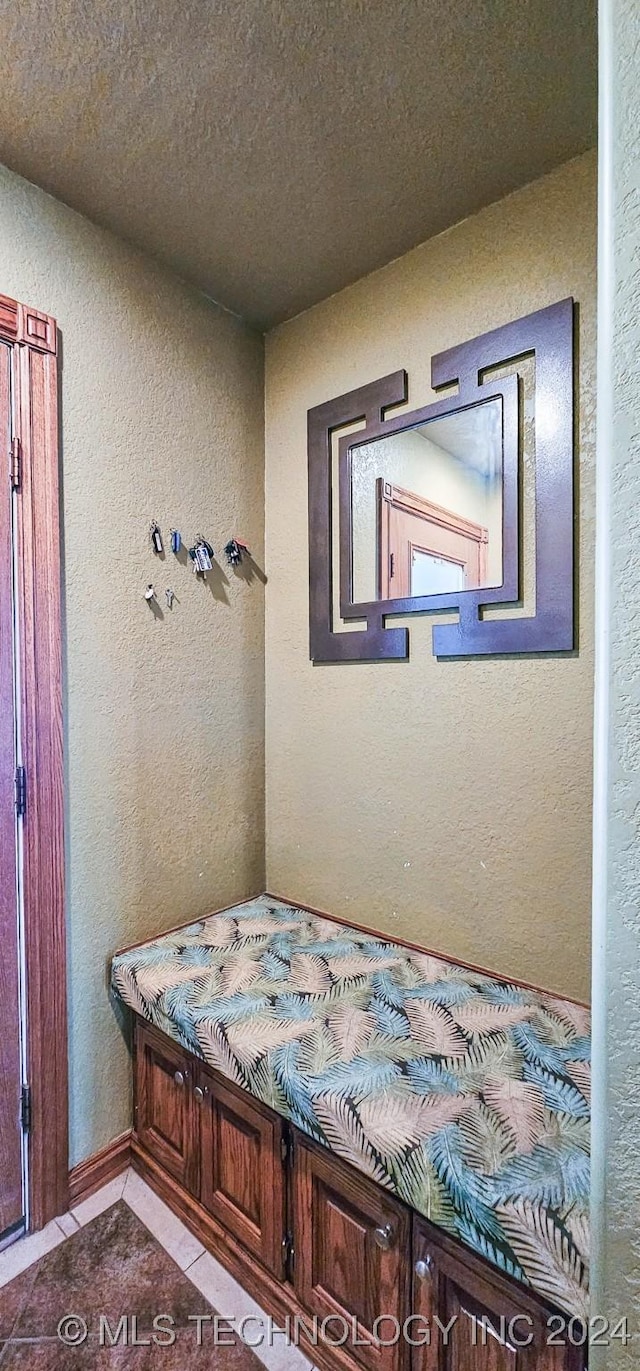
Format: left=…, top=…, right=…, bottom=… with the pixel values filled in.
left=0, top=164, right=265, bottom=1166
left=265, top=152, right=596, bottom=1003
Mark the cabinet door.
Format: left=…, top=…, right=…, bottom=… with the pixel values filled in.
left=198, top=1064, right=286, bottom=1278
left=411, top=1217, right=583, bottom=1371
left=293, top=1136, right=410, bottom=1371
left=134, top=1019, right=199, bottom=1194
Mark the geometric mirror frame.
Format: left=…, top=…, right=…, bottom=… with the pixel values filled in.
left=308, top=297, right=575, bottom=661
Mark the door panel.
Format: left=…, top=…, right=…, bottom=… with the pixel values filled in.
left=378, top=482, right=488, bottom=599
left=411, top=1218, right=580, bottom=1371
left=389, top=506, right=482, bottom=598
left=134, top=1020, right=199, bottom=1194
left=293, top=1138, right=410, bottom=1371
left=409, top=1223, right=439, bottom=1371
left=199, top=1065, right=285, bottom=1278
left=0, top=341, right=22, bottom=1237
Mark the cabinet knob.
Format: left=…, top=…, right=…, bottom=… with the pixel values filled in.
left=373, top=1224, right=394, bottom=1251
left=193, top=1085, right=208, bottom=1103
left=173, top=1070, right=187, bottom=1086
left=415, top=1257, right=433, bottom=1280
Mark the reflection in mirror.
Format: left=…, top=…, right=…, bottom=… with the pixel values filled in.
left=350, top=398, right=503, bottom=603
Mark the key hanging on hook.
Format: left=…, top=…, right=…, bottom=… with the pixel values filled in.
left=224, top=538, right=250, bottom=567
left=150, top=521, right=164, bottom=555
left=189, top=537, right=215, bottom=575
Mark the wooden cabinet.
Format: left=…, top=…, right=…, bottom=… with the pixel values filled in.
left=134, top=1020, right=199, bottom=1193
left=199, top=1064, right=285, bottom=1278
left=408, top=1218, right=439, bottom=1371
left=134, top=1020, right=285, bottom=1276
left=411, top=1218, right=583, bottom=1371
left=132, top=1019, right=583, bottom=1371
left=293, top=1136, right=410, bottom=1371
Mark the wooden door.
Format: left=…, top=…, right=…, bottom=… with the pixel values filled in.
left=378, top=482, right=488, bottom=599
left=293, top=1136, right=410, bottom=1371
left=199, top=1064, right=286, bottom=1278
left=134, top=1020, right=199, bottom=1194
left=411, top=1218, right=583, bottom=1371
left=0, top=341, right=23, bottom=1239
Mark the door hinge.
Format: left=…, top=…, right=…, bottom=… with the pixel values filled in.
left=280, top=1131, right=294, bottom=1167
left=15, top=766, right=26, bottom=818
left=21, top=1085, right=32, bottom=1134
left=10, top=437, right=21, bottom=490
left=282, top=1230, right=295, bottom=1277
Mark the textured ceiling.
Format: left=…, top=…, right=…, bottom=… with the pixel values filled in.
left=0, top=0, right=597, bottom=329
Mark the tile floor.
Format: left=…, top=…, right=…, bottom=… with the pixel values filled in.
left=0, top=1170, right=314, bottom=1369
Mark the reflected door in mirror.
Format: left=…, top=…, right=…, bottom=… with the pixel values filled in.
left=350, top=397, right=503, bottom=605
left=379, top=482, right=488, bottom=599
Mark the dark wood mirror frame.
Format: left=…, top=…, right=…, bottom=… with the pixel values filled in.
left=308, top=297, right=575, bottom=662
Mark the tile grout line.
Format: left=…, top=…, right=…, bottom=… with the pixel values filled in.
left=1, top=1256, right=39, bottom=1353
left=2, top=1172, right=311, bottom=1371
left=118, top=1180, right=312, bottom=1371
left=0, top=1170, right=131, bottom=1291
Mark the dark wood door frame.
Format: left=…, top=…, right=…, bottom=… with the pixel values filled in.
left=0, top=291, right=67, bottom=1228
left=0, top=340, right=22, bottom=1237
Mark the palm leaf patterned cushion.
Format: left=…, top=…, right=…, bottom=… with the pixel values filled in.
left=111, top=897, right=590, bottom=1318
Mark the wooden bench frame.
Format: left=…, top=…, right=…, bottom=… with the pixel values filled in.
left=131, top=1014, right=585, bottom=1371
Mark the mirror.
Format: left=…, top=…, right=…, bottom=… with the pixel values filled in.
left=309, top=296, right=574, bottom=662
left=349, top=398, right=503, bottom=604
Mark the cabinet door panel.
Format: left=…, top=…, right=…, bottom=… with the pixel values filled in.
left=199, top=1066, right=285, bottom=1278
left=294, top=1138, right=410, bottom=1371
left=410, top=1228, right=439, bottom=1371
left=134, top=1020, right=199, bottom=1194
left=411, top=1217, right=582, bottom=1371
